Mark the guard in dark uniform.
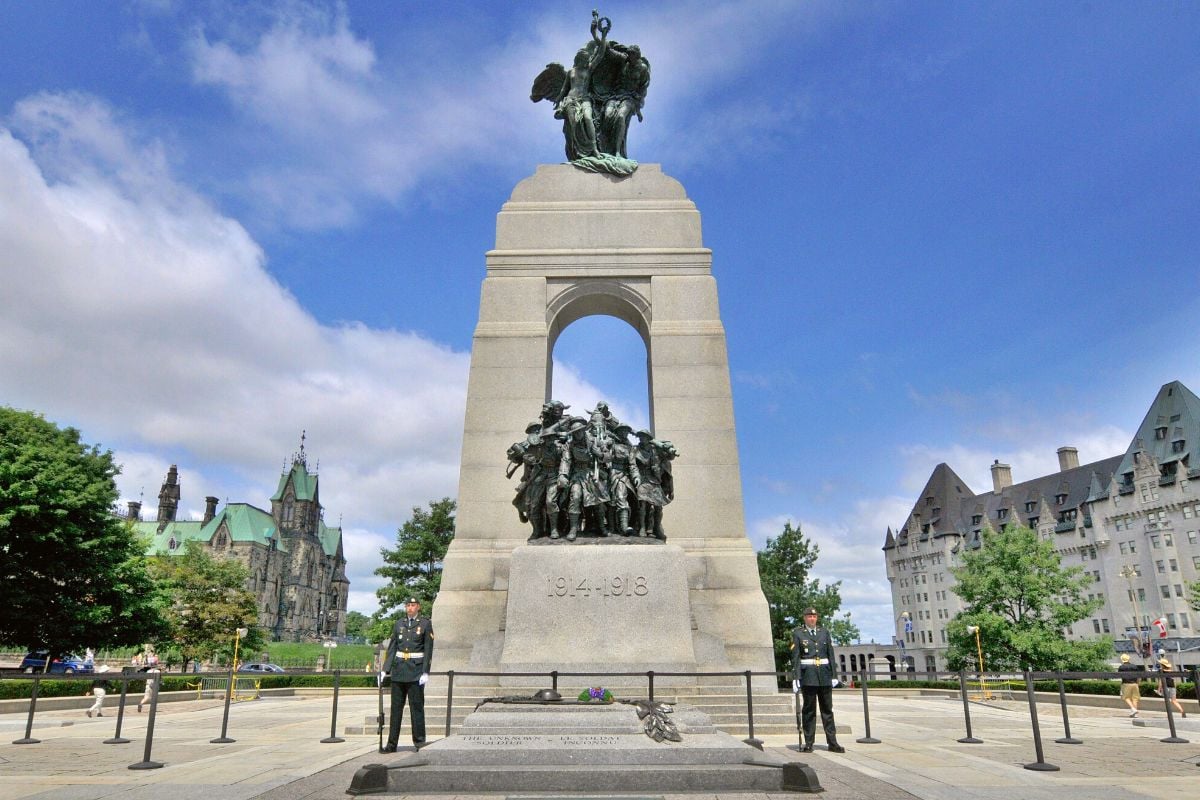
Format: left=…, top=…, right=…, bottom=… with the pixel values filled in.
left=382, top=597, right=434, bottom=752
left=791, top=606, right=844, bottom=753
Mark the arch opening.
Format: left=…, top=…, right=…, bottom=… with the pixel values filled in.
left=550, top=314, right=651, bottom=433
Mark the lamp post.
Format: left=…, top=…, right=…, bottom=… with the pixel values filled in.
left=232, top=627, right=248, bottom=672
left=966, top=625, right=990, bottom=700
left=1120, top=565, right=1147, bottom=665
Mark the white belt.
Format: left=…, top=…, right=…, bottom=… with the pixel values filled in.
left=798, top=658, right=828, bottom=666
left=396, top=652, right=424, bottom=661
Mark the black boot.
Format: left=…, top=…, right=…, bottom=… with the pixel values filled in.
left=826, top=740, right=845, bottom=753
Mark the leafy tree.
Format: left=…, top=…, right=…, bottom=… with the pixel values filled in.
left=0, top=408, right=168, bottom=660
left=756, top=521, right=859, bottom=681
left=1188, top=579, right=1200, bottom=613
left=344, top=610, right=370, bottom=641
left=148, top=541, right=261, bottom=671
left=372, top=498, right=455, bottom=639
left=946, top=524, right=1111, bottom=671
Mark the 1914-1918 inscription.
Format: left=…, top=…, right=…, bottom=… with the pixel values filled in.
left=546, top=575, right=648, bottom=597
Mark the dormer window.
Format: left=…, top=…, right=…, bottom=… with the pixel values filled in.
left=925, top=496, right=934, bottom=506
left=1025, top=501, right=1036, bottom=512
left=1056, top=493, right=1068, bottom=505
left=997, top=508, right=1009, bottom=520
left=1172, top=439, right=1185, bottom=453
left=1155, top=426, right=1168, bottom=440
left=931, top=507, right=940, bottom=517
left=972, top=514, right=982, bottom=525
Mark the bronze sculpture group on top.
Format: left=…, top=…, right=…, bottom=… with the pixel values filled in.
left=508, top=400, right=677, bottom=543
left=531, top=10, right=650, bottom=175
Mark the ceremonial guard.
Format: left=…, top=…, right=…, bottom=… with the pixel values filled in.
left=791, top=607, right=844, bottom=753
left=382, top=597, right=434, bottom=752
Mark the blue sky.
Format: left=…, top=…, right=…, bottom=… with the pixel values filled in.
left=2, top=1, right=1198, bottom=643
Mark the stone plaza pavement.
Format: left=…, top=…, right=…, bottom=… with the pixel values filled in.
left=1, top=689, right=1197, bottom=800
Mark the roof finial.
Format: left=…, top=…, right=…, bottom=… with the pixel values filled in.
left=291, top=429, right=308, bottom=467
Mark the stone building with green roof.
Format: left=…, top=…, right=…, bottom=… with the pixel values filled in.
left=132, top=451, right=350, bottom=641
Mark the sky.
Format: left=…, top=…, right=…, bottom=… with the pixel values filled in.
left=2, top=1, right=1198, bottom=645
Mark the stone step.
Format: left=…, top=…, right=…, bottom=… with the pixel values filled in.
left=357, top=763, right=790, bottom=793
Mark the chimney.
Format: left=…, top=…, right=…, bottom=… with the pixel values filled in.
left=126, top=500, right=142, bottom=520
left=1057, top=446, right=1080, bottom=471
left=203, top=496, right=219, bottom=525
left=990, top=460, right=1012, bottom=494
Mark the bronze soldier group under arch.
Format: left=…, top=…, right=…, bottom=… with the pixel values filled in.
left=507, top=400, right=677, bottom=542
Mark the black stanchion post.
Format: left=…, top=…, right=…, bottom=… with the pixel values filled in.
left=956, top=669, right=982, bottom=744
left=321, top=670, right=346, bottom=743
left=551, top=670, right=558, bottom=693
left=1053, top=674, right=1081, bottom=744
left=742, top=670, right=763, bottom=750
left=857, top=666, right=880, bottom=744
left=13, top=675, right=42, bottom=744
left=444, top=670, right=455, bottom=738
left=210, top=667, right=236, bottom=743
left=647, top=670, right=655, bottom=703
left=129, top=672, right=164, bottom=770
left=104, top=676, right=131, bottom=744
left=1022, top=669, right=1059, bottom=771
left=1160, top=669, right=1188, bottom=744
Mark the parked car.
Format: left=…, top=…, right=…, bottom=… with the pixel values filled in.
left=237, top=662, right=285, bottom=674
left=20, top=651, right=95, bottom=674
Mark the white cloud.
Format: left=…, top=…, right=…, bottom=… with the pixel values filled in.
left=750, top=493, right=912, bottom=645
left=177, top=0, right=854, bottom=228
left=0, top=92, right=469, bottom=617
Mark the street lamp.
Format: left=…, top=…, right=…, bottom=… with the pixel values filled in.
left=232, top=627, right=249, bottom=672
left=1119, top=564, right=1147, bottom=665
left=966, top=625, right=991, bottom=700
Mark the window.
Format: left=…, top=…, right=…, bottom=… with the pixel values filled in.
left=1164, top=532, right=1173, bottom=546
left=1188, top=530, right=1197, bottom=545
left=1142, top=484, right=1160, bottom=502
left=997, top=508, right=1009, bottom=520
left=972, top=514, right=982, bottom=525
left=1193, top=555, right=1200, bottom=570
left=1056, top=493, right=1068, bottom=505
left=1093, top=570, right=1101, bottom=583
left=1157, top=560, right=1166, bottom=573
left=1169, top=558, right=1178, bottom=572
left=1172, top=439, right=1185, bottom=453
left=1102, top=619, right=1110, bottom=633
left=1131, top=564, right=1142, bottom=576
left=1093, top=619, right=1101, bottom=633
left=1175, top=584, right=1185, bottom=597
left=1166, top=614, right=1177, bottom=629
left=1182, top=613, right=1191, bottom=629
left=1120, top=542, right=1129, bottom=554
left=1155, top=426, right=1167, bottom=440
left=1026, top=501, right=1037, bottom=512
left=1138, top=588, right=1146, bottom=601
left=1151, top=535, right=1161, bottom=548
left=1161, top=585, right=1171, bottom=599
left=1128, top=540, right=1137, bottom=554
left=1029, top=516, right=1039, bottom=527
left=1183, top=502, right=1199, bottom=519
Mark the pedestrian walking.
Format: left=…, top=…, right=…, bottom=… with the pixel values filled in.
left=86, top=665, right=113, bottom=718
left=1157, top=657, right=1186, bottom=717
left=137, top=665, right=160, bottom=713
left=1117, top=653, right=1142, bottom=717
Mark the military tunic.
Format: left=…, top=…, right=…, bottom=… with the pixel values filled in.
left=383, top=614, right=434, bottom=748
left=791, top=625, right=839, bottom=747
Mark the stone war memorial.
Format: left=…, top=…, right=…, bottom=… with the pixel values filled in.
left=351, top=11, right=815, bottom=795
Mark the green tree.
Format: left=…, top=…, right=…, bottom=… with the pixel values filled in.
left=148, top=541, right=261, bottom=671
left=344, top=610, right=370, bottom=641
left=0, top=408, right=168, bottom=660
left=947, top=524, right=1111, bottom=671
left=1188, top=578, right=1200, bottom=613
left=757, top=521, right=859, bottom=681
left=373, top=498, right=455, bottom=638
